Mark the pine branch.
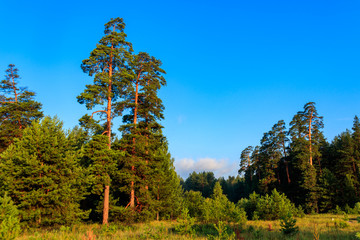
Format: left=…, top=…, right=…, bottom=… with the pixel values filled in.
left=91, top=110, right=106, bottom=119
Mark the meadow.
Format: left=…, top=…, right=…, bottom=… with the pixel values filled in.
left=17, top=214, right=360, bottom=240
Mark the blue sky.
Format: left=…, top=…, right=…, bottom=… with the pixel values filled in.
left=1, top=0, right=360, bottom=178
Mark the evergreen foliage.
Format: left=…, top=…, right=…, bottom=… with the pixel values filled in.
left=78, top=17, right=133, bottom=224
left=0, top=117, right=89, bottom=226
left=0, top=64, right=43, bottom=153
left=280, top=213, right=299, bottom=235
left=0, top=193, right=20, bottom=240
left=201, top=182, right=247, bottom=224
left=182, top=171, right=217, bottom=198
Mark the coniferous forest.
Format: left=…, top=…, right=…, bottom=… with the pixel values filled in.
left=1, top=18, right=360, bottom=240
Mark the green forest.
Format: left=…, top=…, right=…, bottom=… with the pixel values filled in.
left=0, top=18, right=360, bottom=240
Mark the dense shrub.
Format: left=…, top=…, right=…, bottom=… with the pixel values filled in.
left=183, top=183, right=247, bottom=225
left=183, top=190, right=206, bottom=219
left=237, top=192, right=259, bottom=220
left=238, top=189, right=302, bottom=220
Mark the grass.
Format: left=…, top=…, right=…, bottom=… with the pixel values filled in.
left=17, top=214, right=360, bottom=240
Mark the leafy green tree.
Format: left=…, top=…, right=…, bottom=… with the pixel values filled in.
left=0, top=117, right=89, bottom=226
left=78, top=18, right=132, bottom=224
left=0, top=64, right=43, bottom=153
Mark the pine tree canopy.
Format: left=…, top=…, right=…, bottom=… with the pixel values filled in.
left=0, top=64, right=43, bottom=153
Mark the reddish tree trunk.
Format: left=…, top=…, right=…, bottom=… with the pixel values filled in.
left=130, top=74, right=140, bottom=209
left=102, top=46, right=113, bottom=225
left=309, top=111, right=313, bottom=166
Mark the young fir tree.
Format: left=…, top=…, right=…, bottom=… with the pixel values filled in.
left=77, top=18, right=132, bottom=224
left=0, top=117, right=89, bottom=226
left=150, top=143, right=182, bottom=220
left=118, top=51, right=167, bottom=215
left=0, top=64, right=43, bottom=153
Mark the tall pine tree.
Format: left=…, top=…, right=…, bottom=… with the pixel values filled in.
left=78, top=18, right=132, bottom=224
left=119, top=51, right=166, bottom=215
left=0, top=64, right=43, bottom=153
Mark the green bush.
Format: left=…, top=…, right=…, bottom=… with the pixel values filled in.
left=333, top=205, right=345, bottom=215
left=237, top=192, right=259, bottom=220
left=254, top=189, right=299, bottom=220
left=0, top=193, right=20, bottom=240
left=183, top=190, right=205, bottom=219
left=353, top=202, right=360, bottom=214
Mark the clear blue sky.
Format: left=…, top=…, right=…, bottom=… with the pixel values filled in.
left=1, top=0, right=360, bottom=178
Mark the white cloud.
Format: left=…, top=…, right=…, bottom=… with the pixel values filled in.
left=175, top=157, right=237, bottom=179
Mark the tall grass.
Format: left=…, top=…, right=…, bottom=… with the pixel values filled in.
left=17, top=214, right=360, bottom=240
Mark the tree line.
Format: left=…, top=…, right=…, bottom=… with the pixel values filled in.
left=182, top=103, right=360, bottom=214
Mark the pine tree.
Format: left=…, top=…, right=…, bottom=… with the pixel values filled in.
left=0, top=117, right=89, bottom=226
left=302, top=102, right=324, bottom=167
left=239, top=146, right=253, bottom=176
left=183, top=172, right=217, bottom=198
left=151, top=144, right=182, bottom=220
left=288, top=102, right=324, bottom=212
left=272, top=120, right=291, bottom=184
left=77, top=18, right=132, bottom=224
left=119, top=51, right=166, bottom=213
left=0, top=64, right=43, bottom=153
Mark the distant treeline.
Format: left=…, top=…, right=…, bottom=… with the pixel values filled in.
left=182, top=103, right=360, bottom=214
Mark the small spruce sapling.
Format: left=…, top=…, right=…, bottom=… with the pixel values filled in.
left=280, top=213, right=299, bottom=235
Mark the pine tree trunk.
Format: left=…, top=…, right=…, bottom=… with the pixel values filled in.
left=130, top=79, right=140, bottom=209
left=309, top=111, right=313, bottom=165
left=103, top=185, right=110, bottom=224
left=285, top=161, right=291, bottom=183
left=102, top=49, right=113, bottom=225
